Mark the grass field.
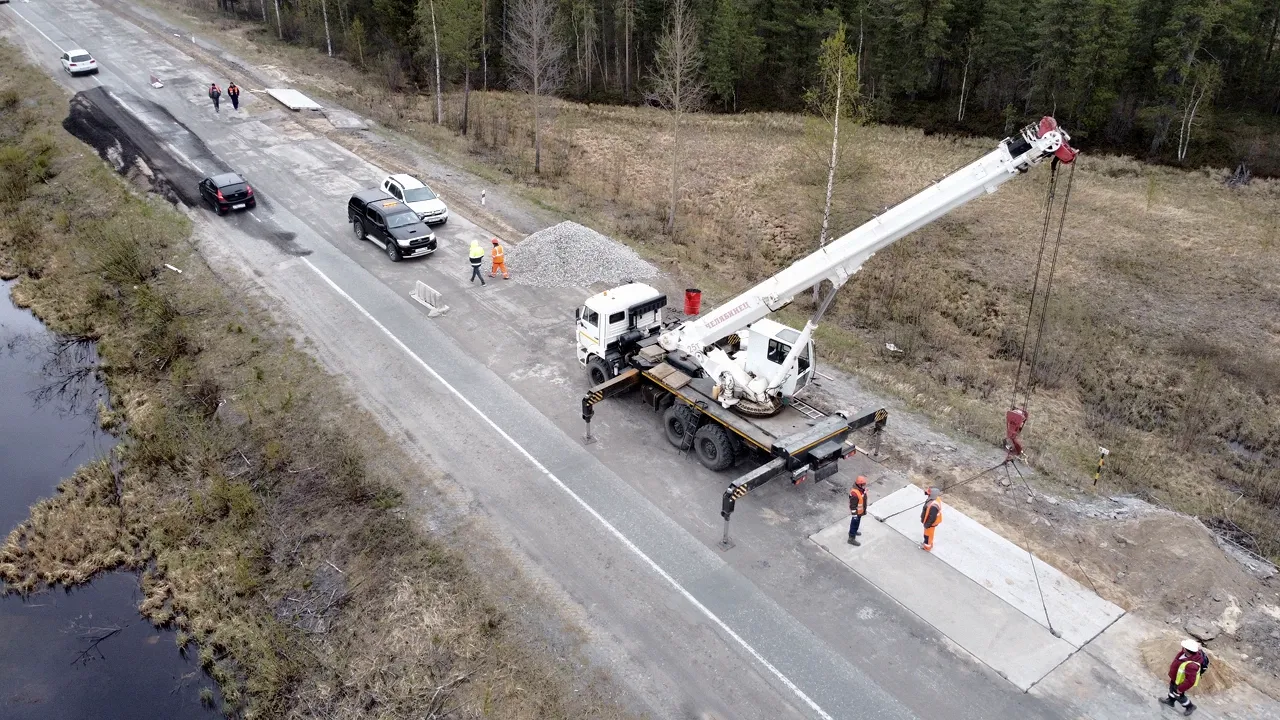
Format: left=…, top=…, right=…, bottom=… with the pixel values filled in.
left=115, top=2, right=1280, bottom=560
left=0, top=39, right=627, bottom=718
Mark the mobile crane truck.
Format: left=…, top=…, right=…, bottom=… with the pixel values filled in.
left=577, top=118, right=1077, bottom=529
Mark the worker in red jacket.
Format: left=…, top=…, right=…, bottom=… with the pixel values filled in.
left=920, top=487, right=943, bottom=551
left=847, top=476, right=868, bottom=546
left=1162, top=639, right=1209, bottom=716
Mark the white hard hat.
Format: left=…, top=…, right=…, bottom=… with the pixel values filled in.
left=1181, top=639, right=1201, bottom=653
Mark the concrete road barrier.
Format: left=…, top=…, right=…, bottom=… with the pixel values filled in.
left=410, top=280, right=448, bottom=317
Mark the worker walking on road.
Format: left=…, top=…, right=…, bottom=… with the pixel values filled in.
left=489, top=238, right=509, bottom=279
left=1162, top=639, right=1209, bottom=716
left=227, top=82, right=241, bottom=111
left=209, top=83, right=221, bottom=113
left=847, top=476, right=868, bottom=546
left=920, top=487, right=943, bottom=551
left=468, top=240, right=486, bottom=285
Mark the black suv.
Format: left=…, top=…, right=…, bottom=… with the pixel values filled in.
left=347, top=189, right=437, bottom=262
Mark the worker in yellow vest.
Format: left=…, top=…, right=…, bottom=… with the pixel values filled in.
left=920, top=487, right=943, bottom=551
left=489, top=238, right=509, bottom=279
left=1162, top=639, right=1209, bottom=716
left=468, top=240, right=486, bottom=285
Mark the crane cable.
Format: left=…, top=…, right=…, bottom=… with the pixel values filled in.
left=1010, top=159, right=1077, bottom=417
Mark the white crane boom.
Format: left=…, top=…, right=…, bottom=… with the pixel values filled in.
left=661, top=118, right=1077, bottom=359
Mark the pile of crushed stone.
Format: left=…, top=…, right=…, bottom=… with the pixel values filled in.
left=505, top=221, right=657, bottom=289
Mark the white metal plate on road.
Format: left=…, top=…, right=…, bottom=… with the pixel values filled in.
left=811, top=518, right=1073, bottom=690
left=869, top=486, right=1125, bottom=648
left=265, top=88, right=321, bottom=111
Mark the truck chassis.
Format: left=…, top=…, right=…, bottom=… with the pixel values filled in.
left=583, top=359, right=886, bottom=519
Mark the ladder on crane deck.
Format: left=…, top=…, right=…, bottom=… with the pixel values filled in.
left=788, top=397, right=825, bottom=421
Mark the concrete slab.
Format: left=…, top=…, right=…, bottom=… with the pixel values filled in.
left=265, top=88, right=321, bottom=111
left=321, top=105, right=369, bottom=130
left=811, top=518, right=1074, bottom=690
left=870, top=486, right=1125, bottom=648
left=1029, top=638, right=1156, bottom=720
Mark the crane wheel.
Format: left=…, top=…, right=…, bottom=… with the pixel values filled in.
left=586, top=357, right=612, bottom=387
left=663, top=405, right=688, bottom=447
left=694, top=424, right=735, bottom=471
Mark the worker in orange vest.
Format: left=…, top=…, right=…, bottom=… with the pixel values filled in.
left=489, top=238, right=509, bottom=279
left=920, top=487, right=943, bottom=551
left=847, top=476, right=868, bottom=546
left=1162, top=639, right=1209, bottom=716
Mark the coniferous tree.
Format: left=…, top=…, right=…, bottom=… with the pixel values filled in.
left=705, top=0, right=761, bottom=110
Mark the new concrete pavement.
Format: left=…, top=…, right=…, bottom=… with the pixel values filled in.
left=0, top=2, right=1093, bottom=717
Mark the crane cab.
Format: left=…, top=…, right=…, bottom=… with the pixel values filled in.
left=576, top=283, right=667, bottom=383
left=738, top=318, right=815, bottom=399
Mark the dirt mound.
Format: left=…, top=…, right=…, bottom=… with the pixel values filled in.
left=1139, top=636, right=1240, bottom=695
left=943, top=477, right=1259, bottom=616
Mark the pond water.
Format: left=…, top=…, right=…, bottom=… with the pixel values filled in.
left=1, top=280, right=219, bottom=717
left=0, top=280, right=113, bottom=532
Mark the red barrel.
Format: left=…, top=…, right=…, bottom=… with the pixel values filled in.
left=684, top=288, right=702, bottom=315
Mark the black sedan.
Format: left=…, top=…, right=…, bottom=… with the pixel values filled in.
left=198, top=173, right=256, bottom=215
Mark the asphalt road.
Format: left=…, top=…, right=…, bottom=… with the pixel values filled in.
left=0, top=3, right=1072, bottom=718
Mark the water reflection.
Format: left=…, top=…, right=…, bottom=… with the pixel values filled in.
left=0, top=572, right=219, bottom=718
left=1, top=280, right=115, bottom=532
left=2, top=281, right=215, bottom=717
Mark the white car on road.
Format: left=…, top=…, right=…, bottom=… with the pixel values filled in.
left=381, top=174, right=448, bottom=225
left=60, top=49, right=99, bottom=75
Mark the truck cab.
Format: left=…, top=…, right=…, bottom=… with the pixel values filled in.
left=576, top=283, right=667, bottom=384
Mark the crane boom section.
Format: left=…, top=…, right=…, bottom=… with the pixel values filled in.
left=664, top=123, right=1071, bottom=355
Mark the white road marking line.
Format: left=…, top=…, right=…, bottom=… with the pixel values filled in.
left=6, top=5, right=64, bottom=52
left=300, top=256, right=836, bottom=720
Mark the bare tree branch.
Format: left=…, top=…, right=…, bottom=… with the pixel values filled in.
left=506, top=0, right=567, bottom=174
left=647, top=0, right=705, bottom=236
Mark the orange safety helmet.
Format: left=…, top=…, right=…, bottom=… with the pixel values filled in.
left=491, top=238, right=500, bottom=245
left=855, top=476, right=868, bottom=487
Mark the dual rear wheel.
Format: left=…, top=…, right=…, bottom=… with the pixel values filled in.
left=662, top=404, right=735, bottom=471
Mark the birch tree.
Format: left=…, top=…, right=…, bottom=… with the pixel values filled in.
left=569, top=0, right=599, bottom=92
left=507, top=0, right=566, bottom=174
left=617, top=0, right=634, bottom=99
left=1177, top=60, right=1221, bottom=162
left=957, top=31, right=974, bottom=122
left=321, top=0, right=334, bottom=56
left=430, top=0, right=444, bottom=122
left=648, top=0, right=705, bottom=237
left=348, top=16, right=367, bottom=67
left=439, top=0, right=484, bottom=133
left=805, top=22, right=859, bottom=250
